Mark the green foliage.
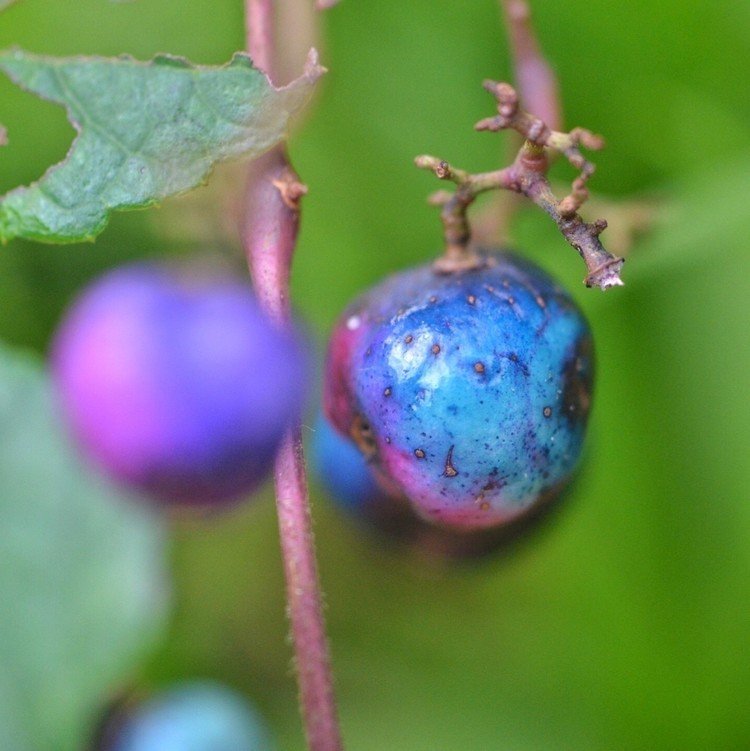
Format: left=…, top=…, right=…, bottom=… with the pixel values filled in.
left=0, top=49, right=319, bottom=243
left=0, top=344, right=169, bottom=750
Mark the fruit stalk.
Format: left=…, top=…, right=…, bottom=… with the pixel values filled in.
left=416, top=81, right=624, bottom=289
left=242, top=2, right=343, bottom=750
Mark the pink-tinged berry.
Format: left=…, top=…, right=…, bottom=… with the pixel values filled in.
left=324, top=250, right=593, bottom=530
left=53, top=264, right=307, bottom=506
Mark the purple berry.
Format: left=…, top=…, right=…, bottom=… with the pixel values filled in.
left=53, top=264, right=307, bottom=506
left=323, top=250, right=593, bottom=530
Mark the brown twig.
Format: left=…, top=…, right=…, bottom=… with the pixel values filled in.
left=242, top=3, right=343, bottom=751
left=416, top=81, right=624, bottom=290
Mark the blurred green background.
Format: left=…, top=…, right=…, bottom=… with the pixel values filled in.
left=1, top=0, right=749, bottom=748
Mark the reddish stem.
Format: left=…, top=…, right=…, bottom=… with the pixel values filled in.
left=500, top=0, right=561, bottom=131
left=246, top=0, right=274, bottom=75
left=242, top=149, right=301, bottom=322
left=243, top=3, right=343, bottom=751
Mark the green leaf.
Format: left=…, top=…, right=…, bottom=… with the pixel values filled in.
left=0, top=48, right=322, bottom=243
left=0, top=343, right=169, bottom=750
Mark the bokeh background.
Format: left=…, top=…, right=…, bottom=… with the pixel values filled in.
left=1, top=0, right=749, bottom=748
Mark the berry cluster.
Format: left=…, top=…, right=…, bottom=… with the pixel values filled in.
left=53, top=249, right=594, bottom=545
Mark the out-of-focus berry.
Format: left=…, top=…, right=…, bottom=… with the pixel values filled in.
left=53, top=265, right=307, bottom=506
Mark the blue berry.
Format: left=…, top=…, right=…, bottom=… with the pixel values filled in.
left=311, top=412, right=388, bottom=513
left=53, top=264, right=307, bottom=506
left=323, top=250, right=593, bottom=530
left=103, top=682, right=273, bottom=751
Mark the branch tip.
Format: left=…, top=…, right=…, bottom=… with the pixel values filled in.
left=302, top=47, right=327, bottom=82
left=584, top=256, right=625, bottom=290
left=591, top=218, right=608, bottom=235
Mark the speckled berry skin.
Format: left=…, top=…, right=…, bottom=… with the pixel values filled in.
left=53, top=265, right=307, bottom=506
left=324, top=250, right=593, bottom=530
left=103, top=682, right=273, bottom=751
left=312, top=412, right=533, bottom=559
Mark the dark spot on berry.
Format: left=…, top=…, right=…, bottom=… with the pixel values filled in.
left=561, top=333, right=594, bottom=427
left=404, top=334, right=413, bottom=344
left=385, top=436, right=391, bottom=444
left=482, top=476, right=504, bottom=493
left=384, top=387, right=392, bottom=397
left=350, top=414, right=378, bottom=459
left=429, top=295, right=438, bottom=304
left=443, top=445, right=458, bottom=477
left=474, top=362, right=485, bottom=374
left=431, top=344, right=441, bottom=355
left=503, top=351, right=529, bottom=376
left=414, top=448, right=426, bottom=459
left=543, top=406, right=552, bottom=418
left=365, top=346, right=372, bottom=357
